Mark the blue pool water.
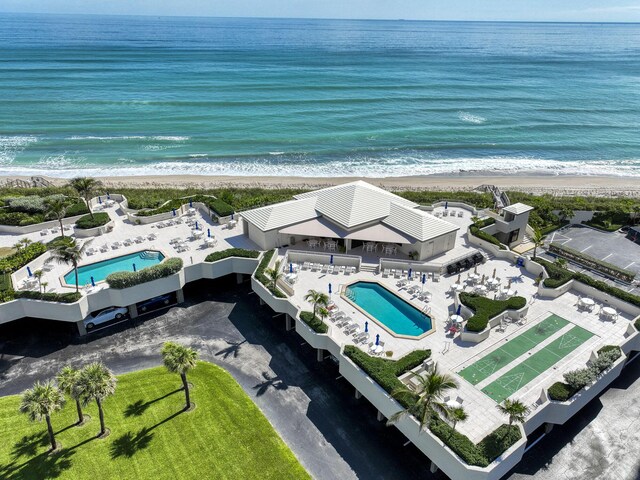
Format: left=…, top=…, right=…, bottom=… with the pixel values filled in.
left=345, top=282, right=432, bottom=337
left=63, top=250, right=165, bottom=286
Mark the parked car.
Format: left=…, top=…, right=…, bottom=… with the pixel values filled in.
left=137, top=294, right=173, bottom=313
left=84, top=306, right=128, bottom=330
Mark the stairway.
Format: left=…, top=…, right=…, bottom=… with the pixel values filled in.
left=359, top=264, right=378, bottom=274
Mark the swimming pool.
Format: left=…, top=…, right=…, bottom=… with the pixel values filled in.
left=343, top=281, right=432, bottom=337
left=63, top=250, right=165, bottom=286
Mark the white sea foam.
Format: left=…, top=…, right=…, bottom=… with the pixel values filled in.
left=268, top=152, right=285, bottom=155
left=0, top=135, right=39, bottom=164
left=458, top=111, right=486, bottom=124
left=66, top=135, right=189, bottom=141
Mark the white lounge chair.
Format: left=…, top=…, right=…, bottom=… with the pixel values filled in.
left=382, top=268, right=390, bottom=277
left=147, top=233, right=157, bottom=241
left=457, top=211, right=464, bottom=217
left=111, top=241, right=122, bottom=250
left=134, top=236, right=145, bottom=244
left=432, top=273, right=440, bottom=282
left=99, top=244, right=109, bottom=253
left=302, top=262, right=310, bottom=270
left=40, top=229, right=48, bottom=236
left=123, top=238, right=134, bottom=246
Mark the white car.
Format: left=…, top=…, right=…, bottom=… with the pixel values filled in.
left=84, top=306, right=128, bottom=330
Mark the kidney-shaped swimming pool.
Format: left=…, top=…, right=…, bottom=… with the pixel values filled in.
left=343, top=281, right=432, bottom=337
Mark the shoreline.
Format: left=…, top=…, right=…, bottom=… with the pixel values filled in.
left=2, top=174, right=639, bottom=197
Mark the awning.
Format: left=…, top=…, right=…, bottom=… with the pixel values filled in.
left=279, top=217, right=415, bottom=244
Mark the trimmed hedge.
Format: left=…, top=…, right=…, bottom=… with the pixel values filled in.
left=469, top=225, right=506, bottom=250
left=549, top=242, right=635, bottom=282
left=205, top=248, right=260, bottom=262
left=548, top=381, right=580, bottom=402
left=255, top=250, right=286, bottom=298
left=14, top=290, right=83, bottom=303
left=299, top=311, right=328, bottom=334
left=75, top=212, right=110, bottom=229
left=460, top=293, right=527, bottom=332
left=0, top=242, right=48, bottom=292
left=344, top=346, right=430, bottom=408
left=106, top=257, right=183, bottom=289
left=538, top=258, right=640, bottom=308
left=135, top=194, right=234, bottom=218
left=474, top=217, right=496, bottom=228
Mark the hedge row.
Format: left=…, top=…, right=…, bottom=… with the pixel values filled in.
left=538, top=258, right=640, bottom=308
left=0, top=242, right=48, bottom=292
left=299, top=311, right=328, bottom=334
left=75, top=212, right=110, bottom=230
left=430, top=418, right=521, bottom=467
left=549, top=242, right=635, bottom=282
left=469, top=225, right=506, bottom=250
left=255, top=250, right=286, bottom=298
left=460, top=293, right=527, bottom=332
left=343, top=346, right=430, bottom=408
left=474, top=217, right=496, bottom=228
left=548, top=381, right=580, bottom=402
left=14, top=290, right=83, bottom=303
left=205, top=248, right=260, bottom=263
left=135, top=194, right=234, bottom=218
left=106, top=258, right=183, bottom=289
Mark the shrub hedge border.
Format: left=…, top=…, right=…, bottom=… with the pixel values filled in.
left=255, top=249, right=286, bottom=298
left=299, top=311, right=328, bottom=334
left=459, top=292, right=527, bottom=332
left=548, top=242, right=635, bottom=282
left=205, top=248, right=260, bottom=263
left=135, top=194, right=234, bottom=218
left=75, top=212, right=111, bottom=230
left=106, top=257, right=183, bottom=289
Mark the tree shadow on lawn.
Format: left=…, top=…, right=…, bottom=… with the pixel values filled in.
left=124, top=388, right=182, bottom=418
left=109, top=427, right=154, bottom=459
left=253, top=371, right=288, bottom=397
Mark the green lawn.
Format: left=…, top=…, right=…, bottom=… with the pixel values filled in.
left=0, top=362, right=309, bottom=480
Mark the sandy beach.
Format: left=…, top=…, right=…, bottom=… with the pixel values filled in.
left=2, top=174, right=639, bottom=198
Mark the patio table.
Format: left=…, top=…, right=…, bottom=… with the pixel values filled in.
left=602, top=306, right=617, bottom=317
left=452, top=283, right=464, bottom=292
left=449, top=314, right=464, bottom=325
left=370, top=345, right=384, bottom=355
left=579, top=297, right=595, bottom=307
left=188, top=208, right=196, bottom=215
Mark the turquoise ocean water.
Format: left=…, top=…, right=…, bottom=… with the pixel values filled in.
left=1, top=14, right=639, bottom=178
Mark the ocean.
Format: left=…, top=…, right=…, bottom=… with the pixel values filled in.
left=1, top=14, right=639, bottom=179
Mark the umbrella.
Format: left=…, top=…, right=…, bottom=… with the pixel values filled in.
left=107, top=192, right=110, bottom=199
left=207, top=228, right=211, bottom=238
left=90, top=276, right=95, bottom=287
left=172, top=208, right=176, bottom=216
left=189, top=199, right=193, bottom=207
left=421, top=273, right=426, bottom=292
left=231, top=213, right=234, bottom=220
left=195, top=221, right=199, bottom=230
left=457, top=273, right=461, bottom=283
left=445, top=201, right=448, bottom=210
left=492, top=268, right=496, bottom=279
left=365, top=321, right=369, bottom=333
left=474, top=265, right=478, bottom=275
left=98, top=196, right=102, bottom=204
left=456, top=304, right=462, bottom=316
left=481, top=274, right=486, bottom=284
left=27, top=266, right=32, bottom=277
left=328, top=283, right=332, bottom=295
left=133, top=263, right=137, bottom=272
left=408, top=268, right=412, bottom=279
left=289, top=263, right=293, bottom=273
left=375, top=334, right=380, bottom=346
left=330, top=254, right=333, bottom=264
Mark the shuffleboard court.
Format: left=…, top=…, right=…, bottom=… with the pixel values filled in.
left=482, top=325, right=594, bottom=403
left=459, top=314, right=569, bottom=385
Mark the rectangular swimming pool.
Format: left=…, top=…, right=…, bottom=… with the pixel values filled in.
left=343, top=281, right=432, bottom=337
left=63, top=250, right=165, bottom=286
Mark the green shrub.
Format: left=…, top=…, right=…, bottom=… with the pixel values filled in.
left=47, top=235, right=74, bottom=250
left=255, top=250, right=286, bottom=298
left=474, top=217, right=496, bottom=228
left=0, top=194, right=88, bottom=225
left=135, top=194, right=234, bottom=218
left=563, top=367, right=597, bottom=390
left=0, top=242, right=48, bottom=291
left=14, top=290, right=82, bottom=303
left=75, top=212, right=110, bottom=229
left=548, top=381, right=580, bottom=402
left=6, top=194, right=66, bottom=213
left=205, top=248, right=260, bottom=262
left=584, top=211, right=630, bottom=232
left=538, top=258, right=640, bottom=308
left=548, top=243, right=635, bottom=282
left=460, top=293, right=527, bottom=332
left=106, top=257, right=183, bottom=289
left=469, top=225, right=506, bottom=249
left=477, top=425, right=522, bottom=463
left=343, top=346, right=430, bottom=408
left=299, top=311, right=328, bottom=334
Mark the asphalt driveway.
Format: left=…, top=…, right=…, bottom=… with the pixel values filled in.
left=0, top=276, right=639, bottom=480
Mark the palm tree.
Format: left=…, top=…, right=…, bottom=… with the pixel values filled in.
left=50, top=239, right=91, bottom=292
left=448, top=406, right=468, bottom=436
left=496, top=398, right=529, bottom=435
left=33, top=269, right=44, bottom=293
left=44, top=197, right=68, bottom=238
left=56, top=365, right=84, bottom=425
left=13, top=238, right=32, bottom=252
left=387, top=363, right=458, bottom=430
left=19, top=380, right=65, bottom=451
left=303, top=289, right=330, bottom=319
left=558, top=206, right=574, bottom=223
left=70, top=177, right=102, bottom=219
left=161, top=342, right=198, bottom=410
left=264, top=259, right=283, bottom=290
left=531, top=228, right=544, bottom=260
left=74, top=362, right=117, bottom=438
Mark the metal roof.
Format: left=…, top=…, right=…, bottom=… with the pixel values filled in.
left=383, top=203, right=459, bottom=242
left=240, top=197, right=318, bottom=231
left=502, top=203, right=534, bottom=215
left=278, top=217, right=415, bottom=244
left=279, top=217, right=348, bottom=238
left=293, top=181, right=418, bottom=228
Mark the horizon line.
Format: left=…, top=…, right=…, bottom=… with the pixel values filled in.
left=2, top=11, right=640, bottom=25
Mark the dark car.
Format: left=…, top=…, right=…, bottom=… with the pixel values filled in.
left=138, top=294, right=173, bottom=313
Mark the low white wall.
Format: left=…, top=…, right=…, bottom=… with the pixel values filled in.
left=0, top=214, right=85, bottom=235
left=74, top=220, right=114, bottom=238
left=379, top=258, right=441, bottom=274
left=286, top=250, right=361, bottom=269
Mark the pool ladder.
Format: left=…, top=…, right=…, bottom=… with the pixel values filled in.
left=345, top=287, right=357, bottom=302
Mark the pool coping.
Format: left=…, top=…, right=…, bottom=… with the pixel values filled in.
left=340, top=279, right=436, bottom=340
left=58, top=248, right=168, bottom=289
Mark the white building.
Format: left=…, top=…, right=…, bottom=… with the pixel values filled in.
left=240, top=181, right=460, bottom=261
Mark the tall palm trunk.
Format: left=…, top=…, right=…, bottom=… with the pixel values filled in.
left=96, top=398, right=106, bottom=436
left=74, top=263, right=79, bottom=292
left=45, top=414, right=56, bottom=451
left=86, top=196, right=94, bottom=219
left=59, top=218, right=65, bottom=238
left=75, top=399, right=84, bottom=424
left=533, top=245, right=537, bottom=259
left=181, top=372, right=191, bottom=409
